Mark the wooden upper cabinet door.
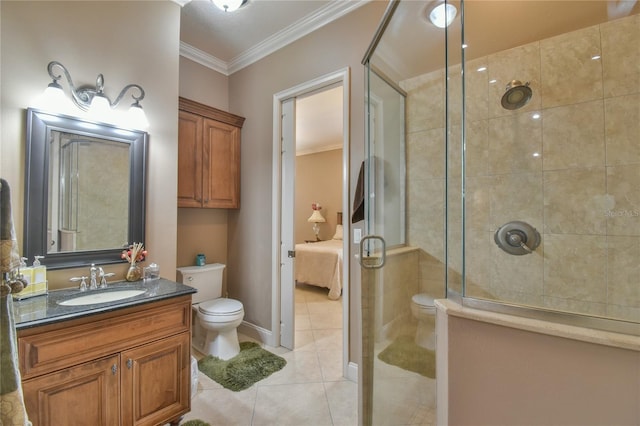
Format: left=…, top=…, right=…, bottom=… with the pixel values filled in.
left=202, top=118, right=240, bottom=209
left=177, top=110, right=204, bottom=208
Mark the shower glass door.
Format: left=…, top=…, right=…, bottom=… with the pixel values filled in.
left=360, top=1, right=450, bottom=423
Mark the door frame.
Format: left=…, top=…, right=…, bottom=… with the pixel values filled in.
left=271, top=67, right=351, bottom=377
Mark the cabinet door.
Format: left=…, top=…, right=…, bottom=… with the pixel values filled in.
left=202, top=118, right=240, bottom=208
left=22, top=355, right=120, bottom=426
left=120, top=332, right=190, bottom=426
left=178, top=110, right=204, bottom=208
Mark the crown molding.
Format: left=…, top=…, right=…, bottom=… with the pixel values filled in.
left=228, top=0, right=368, bottom=74
left=179, top=0, right=369, bottom=76
left=180, top=42, right=230, bottom=75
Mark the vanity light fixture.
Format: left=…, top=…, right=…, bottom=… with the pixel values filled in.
left=211, top=0, right=247, bottom=12
left=42, top=61, right=149, bottom=129
left=429, top=2, right=457, bottom=28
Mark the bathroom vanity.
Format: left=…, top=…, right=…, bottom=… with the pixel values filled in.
left=14, top=279, right=196, bottom=426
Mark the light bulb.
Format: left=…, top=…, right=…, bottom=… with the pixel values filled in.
left=88, top=93, right=113, bottom=122
left=429, top=3, right=457, bottom=28
left=212, top=0, right=245, bottom=12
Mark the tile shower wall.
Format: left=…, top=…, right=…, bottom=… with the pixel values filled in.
left=402, top=13, right=640, bottom=322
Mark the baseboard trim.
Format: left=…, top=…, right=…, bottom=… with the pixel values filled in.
left=238, top=321, right=276, bottom=347
left=347, top=361, right=358, bottom=383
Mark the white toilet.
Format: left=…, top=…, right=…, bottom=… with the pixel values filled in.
left=177, top=264, right=244, bottom=360
left=410, top=293, right=436, bottom=350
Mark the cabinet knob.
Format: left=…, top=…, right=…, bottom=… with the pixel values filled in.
left=111, top=364, right=118, bottom=375
left=127, top=359, right=133, bottom=369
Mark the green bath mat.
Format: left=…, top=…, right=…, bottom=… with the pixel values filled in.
left=198, top=341, right=286, bottom=392
left=377, top=336, right=436, bottom=378
left=181, top=420, right=211, bottom=426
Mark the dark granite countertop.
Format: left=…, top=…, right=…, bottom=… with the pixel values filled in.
left=13, top=278, right=196, bottom=330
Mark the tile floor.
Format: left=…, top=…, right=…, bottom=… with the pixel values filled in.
left=183, top=284, right=356, bottom=426
left=370, top=338, right=436, bottom=425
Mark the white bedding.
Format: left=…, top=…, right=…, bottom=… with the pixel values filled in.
left=295, top=239, right=343, bottom=300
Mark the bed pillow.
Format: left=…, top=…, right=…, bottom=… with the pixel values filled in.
left=332, top=224, right=343, bottom=240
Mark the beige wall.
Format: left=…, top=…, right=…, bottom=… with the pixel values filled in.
left=0, top=1, right=181, bottom=288
left=227, top=1, right=387, bottom=359
left=439, top=307, right=640, bottom=425
left=295, top=149, right=343, bottom=244
left=177, top=58, right=230, bottom=291
left=179, top=56, right=229, bottom=111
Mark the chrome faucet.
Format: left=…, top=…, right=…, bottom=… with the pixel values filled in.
left=98, top=267, right=115, bottom=289
left=69, top=276, right=89, bottom=291
left=89, top=264, right=98, bottom=290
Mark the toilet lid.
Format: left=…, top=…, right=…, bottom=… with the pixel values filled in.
left=199, top=298, right=244, bottom=316
left=412, top=293, right=435, bottom=307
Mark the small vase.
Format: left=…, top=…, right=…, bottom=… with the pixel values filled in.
left=125, top=264, right=142, bottom=282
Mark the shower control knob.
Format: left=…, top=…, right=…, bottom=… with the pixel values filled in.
left=494, top=221, right=540, bottom=255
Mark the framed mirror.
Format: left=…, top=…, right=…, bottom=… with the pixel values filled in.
left=23, top=108, right=148, bottom=270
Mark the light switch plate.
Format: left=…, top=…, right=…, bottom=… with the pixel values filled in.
left=353, top=228, right=362, bottom=244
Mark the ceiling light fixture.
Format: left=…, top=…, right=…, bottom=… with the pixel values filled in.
left=429, top=2, right=457, bottom=28
left=42, top=61, right=148, bottom=128
left=211, top=0, right=247, bottom=12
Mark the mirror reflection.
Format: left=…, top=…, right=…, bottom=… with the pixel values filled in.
left=48, top=132, right=130, bottom=253
left=24, top=108, right=147, bottom=270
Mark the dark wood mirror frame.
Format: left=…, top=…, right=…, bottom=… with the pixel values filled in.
left=23, top=108, right=148, bottom=270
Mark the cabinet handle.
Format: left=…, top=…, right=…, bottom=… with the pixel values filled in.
left=111, top=364, right=117, bottom=375
left=127, top=359, right=133, bottom=369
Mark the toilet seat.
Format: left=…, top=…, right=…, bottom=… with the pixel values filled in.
left=199, top=298, right=243, bottom=316
left=412, top=293, right=435, bottom=308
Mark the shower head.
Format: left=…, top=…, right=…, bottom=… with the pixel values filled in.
left=501, top=80, right=532, bottom=110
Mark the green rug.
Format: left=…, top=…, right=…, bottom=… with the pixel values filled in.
left=181, top=420, right=210, bottom=426
left=198, top=341, right=286, bottom=392
left=377, top=336, right=436, bottom=378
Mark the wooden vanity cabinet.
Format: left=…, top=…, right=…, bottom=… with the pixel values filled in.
left=178, top=97, right=245, bottom=209
left=18, top=295, right=192, bottom=426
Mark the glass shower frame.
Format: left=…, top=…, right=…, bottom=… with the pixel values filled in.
left=360, top=0, right=640, bottom=423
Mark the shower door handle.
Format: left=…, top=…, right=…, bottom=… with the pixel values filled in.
left=359, top=235, right=386, bottom=269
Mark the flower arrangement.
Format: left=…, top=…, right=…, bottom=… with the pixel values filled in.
left=121, top=242, right=147, bottom=266
left=122, top=242, right=147, bottom=282
left=311, top=202, right=322, bottom=211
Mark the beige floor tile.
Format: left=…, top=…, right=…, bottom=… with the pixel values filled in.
left=258, top=350, right=324, bottom=385
left=295, top=313, right=312, bottom=330
left=312, top=329, right=343, bottom=352
left=294, top=330, right=317, bottom=352
left=310, top=312, right=343, bottom=330
left=185, top=387, right=257, bottom=426
left=317, top=350, right=346, bottom=382
left=252, top=383, right=333, bottom=426
left=324, top=381, right=358, bottom=426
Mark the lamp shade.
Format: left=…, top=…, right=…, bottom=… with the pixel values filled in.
left=308, top=210, right=326, bottom=223
left=127, top=102, right=149, bottom=129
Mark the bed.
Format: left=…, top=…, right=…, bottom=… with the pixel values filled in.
left=295, top=213, right=344, bottom=300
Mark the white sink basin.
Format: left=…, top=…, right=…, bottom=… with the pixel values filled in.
left=58, top=289, right=146, bottom=306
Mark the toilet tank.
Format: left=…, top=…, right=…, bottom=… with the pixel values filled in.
left=177, top=263, right=225, bottom=304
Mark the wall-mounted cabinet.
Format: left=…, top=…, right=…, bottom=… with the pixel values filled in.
left=178, top=97, right=245, bottom=209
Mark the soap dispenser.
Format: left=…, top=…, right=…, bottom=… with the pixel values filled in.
left=31, top=255, right=48, bottom=297
left=12, top=257, right=33, bottom=299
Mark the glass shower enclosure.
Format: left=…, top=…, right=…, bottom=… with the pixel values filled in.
left=360, top=0, right=640, bottom=424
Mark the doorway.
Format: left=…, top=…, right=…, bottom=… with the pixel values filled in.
left=271, top=67, right=351, bottom=379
